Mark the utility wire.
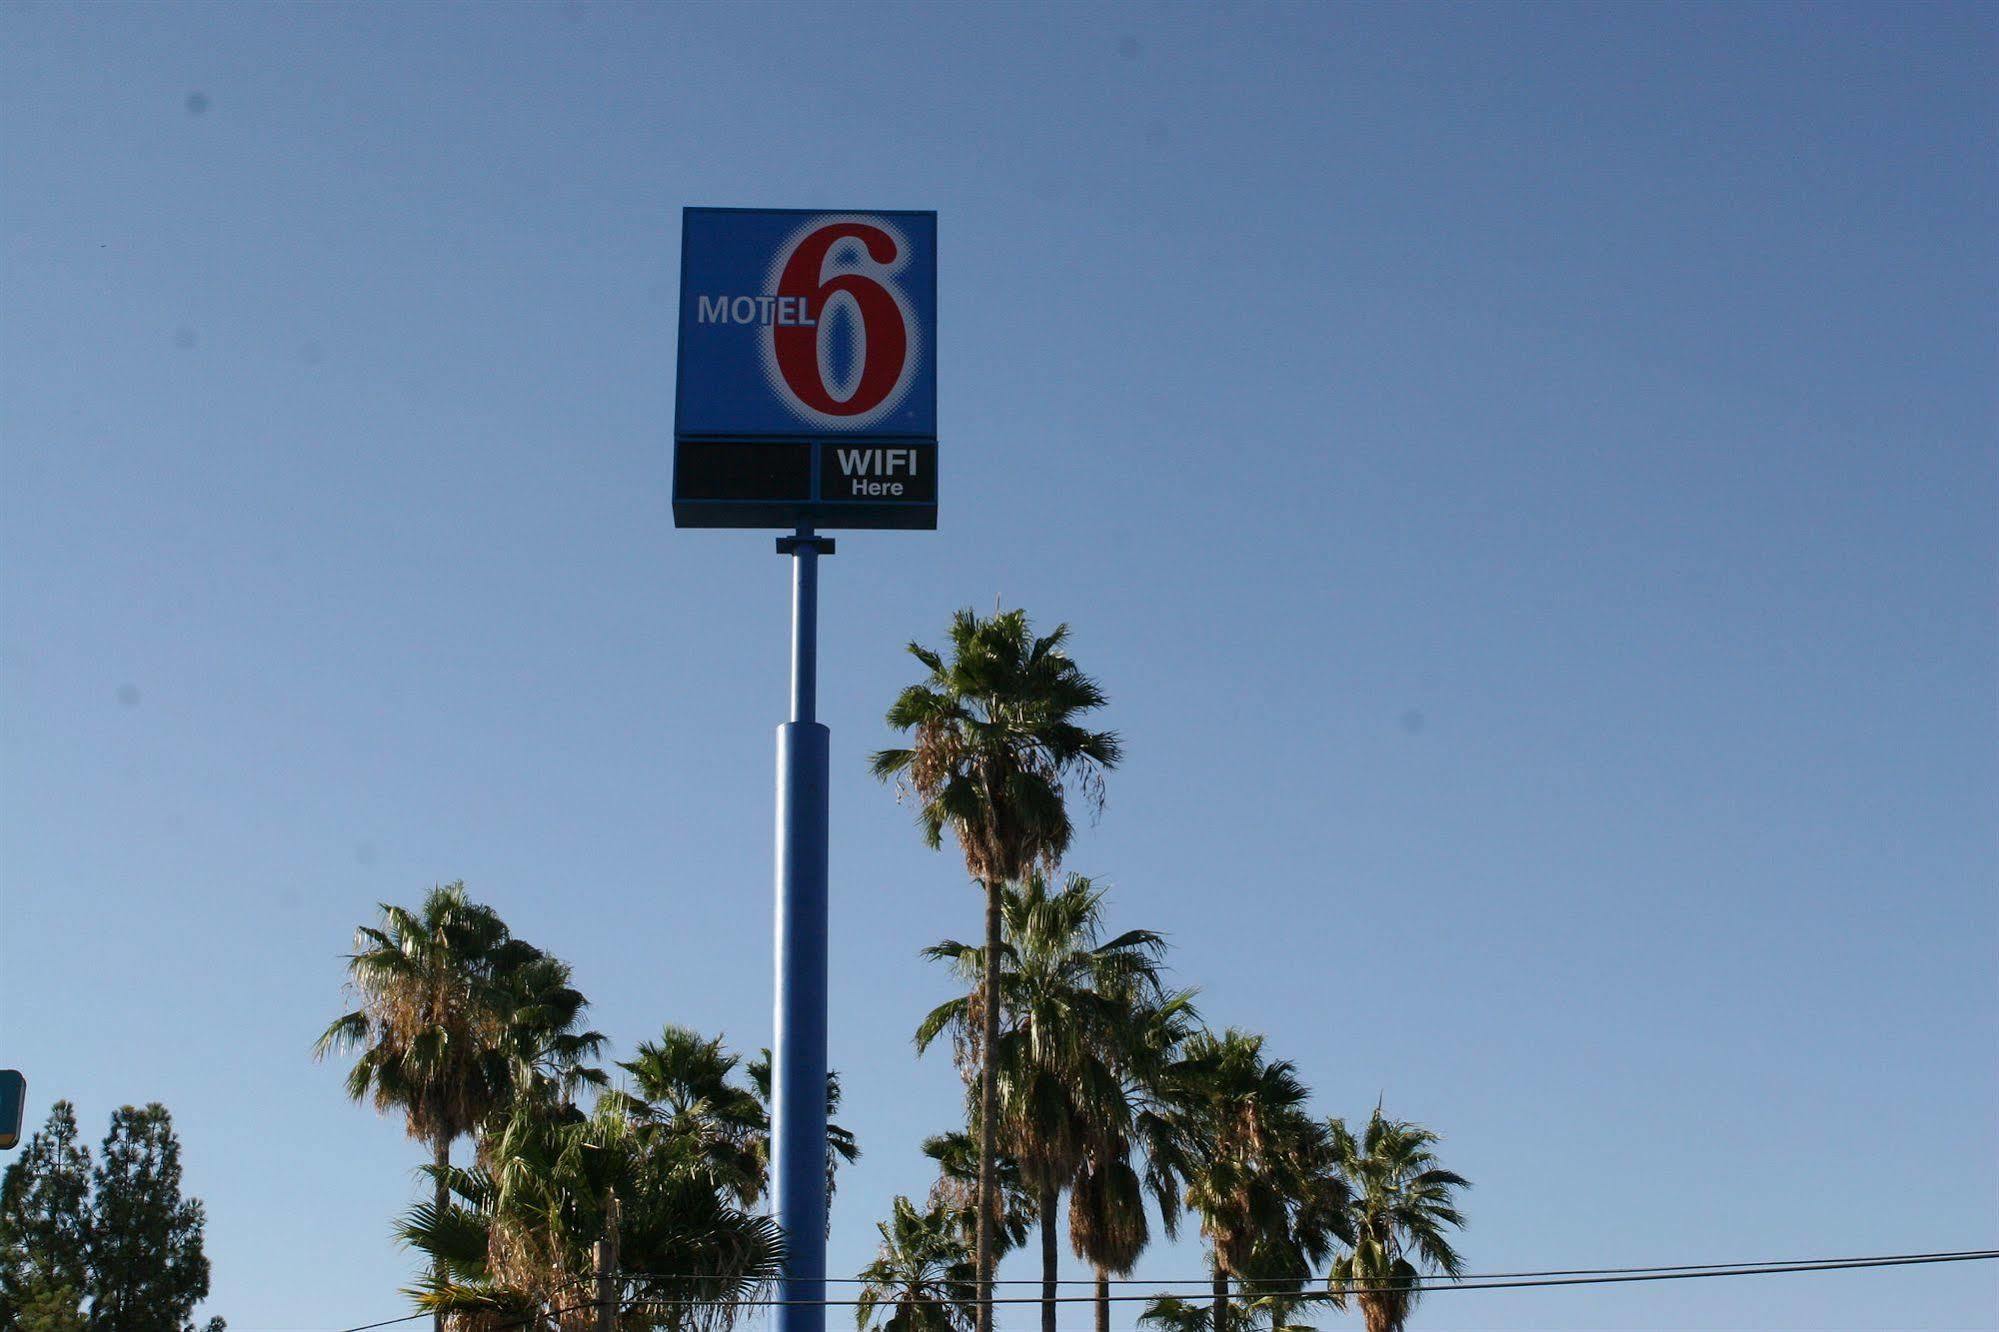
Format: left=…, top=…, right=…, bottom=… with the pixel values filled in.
left=329, top=1314, right=428, bottom=1332
left=329, top=1249, right=1997, bottom=1330
left=330, top=1302, right=598, bottom=1332
left=614, top=1245, right=1999, bottom=1287
left=604, top=1249, right=1998, bottom=1306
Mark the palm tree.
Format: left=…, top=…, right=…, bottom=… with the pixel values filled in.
left=494, top=949, right=609, bottom=1113
left=1169, top=1031, right=1351, bottom=1332
left=747, top=1049, right=861, bottom=1213
left=1245, top=1292, right=1329, bottom=1332
left=316, top=884, right=558, bottom=1331
left=1139, top=1288, right=1328, bottom=1332
left=393, top=1162, right=538, bottom=1332
left=873, top=609, right=1121, bottom=1332
left=1137, top=1295, right=1211, bottom=1332
left=1067, top=1157, right=1147, bottom=1332
left=1137, top=1223, right=1344, bottom=1332
left=854, top=1196, right=977, bottom=1332
left=1323, top=1109, right=1468, bottom=1332
left=920, top=1131, right=1033, bottom=1264
left=607, top=1028, right=860, bottom=1219
left=401, top=1096, right=785, bottom=1331
left=613, top=1028, right=768, bottom=1207
left=1069, top=991, right=1200, bottom=1332
left=917, top=874, right=1164, bottom=1332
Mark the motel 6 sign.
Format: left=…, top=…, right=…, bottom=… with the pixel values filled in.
left=674, top=208, right=938, bottom=529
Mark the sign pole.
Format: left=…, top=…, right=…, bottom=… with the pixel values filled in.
left=673, top=205, right=935, bottom=1332
left=773, top=526, right=833, bottom=1332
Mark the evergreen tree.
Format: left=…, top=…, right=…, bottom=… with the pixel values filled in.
left=84, top=1105, right=214, bottom=1332
left=12, top=1282, right=86, bottom=1332
left=0, top=1101, right=94, bottom=1329
left=2, top=1102, right=221, bottom=1332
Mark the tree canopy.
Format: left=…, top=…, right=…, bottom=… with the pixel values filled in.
left=0, top=1101, right=222, bottom=1332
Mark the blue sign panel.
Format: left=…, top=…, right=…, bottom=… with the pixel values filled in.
left=675, top=208, right=937, bottom=529
left=0, top=1070, right=23, bottom=1151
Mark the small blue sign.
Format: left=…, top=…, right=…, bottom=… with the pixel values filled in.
left=0, top=1070, right=24, bottom=1151
left=674, top=208, right=937, bottom=529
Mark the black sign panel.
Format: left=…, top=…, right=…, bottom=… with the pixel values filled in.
left=677, top=441, right=812, bottom=501
left=673, top=441, right=937, bottom=530
left=818, top=442, right=937, bottom=507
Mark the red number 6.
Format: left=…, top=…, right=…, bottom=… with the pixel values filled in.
left=771, top=222, right=910, bottom=419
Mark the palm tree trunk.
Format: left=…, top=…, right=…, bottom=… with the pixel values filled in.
left=1038, top=1178, right=1059, bottom=1332
left=1211, top=1269, right=1228, bottom=1332
left=1094, top=1268, right=1109, bottom=1332
left=433, top=1131, right=450, bottom=1332
left=976, top=878, right=1003, bottom=1332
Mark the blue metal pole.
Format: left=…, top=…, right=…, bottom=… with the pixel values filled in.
left=773, top=526, right=831, bottom=1332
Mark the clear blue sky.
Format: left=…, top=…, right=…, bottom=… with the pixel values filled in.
left=3, top=2, right=1993, bottom=1328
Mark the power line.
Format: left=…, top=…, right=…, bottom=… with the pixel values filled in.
left=607, top=1249, right=1998, bottom=1306
left=329, top=1314, right=427, bottom=1332
left=324, top=1249, right=1996, bottom=1331
left=615, top=1245, right=1999, bottom=1287
left=330, top=1302, right=597, bottom=1332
